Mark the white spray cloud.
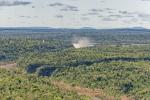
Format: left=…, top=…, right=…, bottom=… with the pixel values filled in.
left=72, top=37, right=95, bottom=49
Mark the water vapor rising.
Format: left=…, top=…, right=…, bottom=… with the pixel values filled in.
left=72, top=37, right=94, bottom=48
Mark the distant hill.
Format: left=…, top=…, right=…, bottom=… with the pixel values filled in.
left=80, top=27, right=96, bottom=30
left=0, top=27, right=53, bottom=30
left=0, top=27, right=149, bottom=32
left=129, top=27, right=147, bottom=30
left=116, top=27, right=148, bottom=30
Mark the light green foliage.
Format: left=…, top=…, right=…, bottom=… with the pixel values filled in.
left=1, top=33, right=150, bottom=99
left=0, top=69, right=89, bottom=100
left=17, top=44, right=150, bottom=99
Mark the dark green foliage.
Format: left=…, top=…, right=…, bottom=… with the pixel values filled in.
left=120, top=82, right=134, bottom=93
left=0, top=54, right=6, bottom=60
left=0, top=38, right=68, bottom=61
left=27, top=64, right=42, bottom=73
left=37, top=65, right=56, bottom=76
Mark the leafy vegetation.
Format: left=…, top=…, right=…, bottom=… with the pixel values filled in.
left=1, top=28, right=150, bottom=99
left=0, top=69, right=89, bottom=100
left=17, top=45, right=150, bottom=99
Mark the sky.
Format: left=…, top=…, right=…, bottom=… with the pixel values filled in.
left=0, top=0, right=150, bottom=28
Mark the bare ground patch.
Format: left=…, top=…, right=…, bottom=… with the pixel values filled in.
left=0, top=62, right=17, bottom=69
left=52, top=81, right=116, bottom=100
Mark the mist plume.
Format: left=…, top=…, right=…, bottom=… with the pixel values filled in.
left=72, top=37, right=94, bottom=48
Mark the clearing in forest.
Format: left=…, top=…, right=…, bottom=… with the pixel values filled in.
left=0, top=62, right=17, bottom=69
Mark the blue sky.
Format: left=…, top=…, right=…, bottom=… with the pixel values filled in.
left=0, top=0, right=150, bottom=28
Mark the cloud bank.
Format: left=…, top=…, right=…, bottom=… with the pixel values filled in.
left=0, top=1, right=32, bottom=6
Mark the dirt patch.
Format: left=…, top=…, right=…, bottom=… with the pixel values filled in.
left=52, top=81, right=115, bottom=100
left=0, top=62, right=17, bottom=69
left=120, top=95, right=134, bottom=100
